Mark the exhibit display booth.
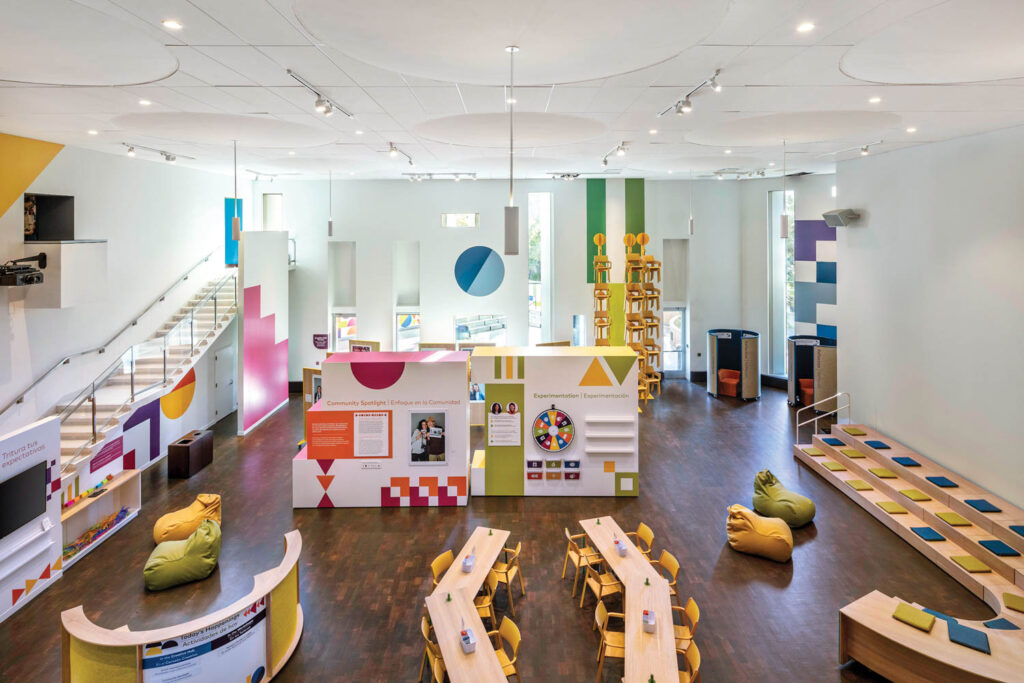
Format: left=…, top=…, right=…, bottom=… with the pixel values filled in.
left=293, top=351, right=470, bottom=508
left=61, top=530, right=303, bottom=682
left=786, top=335, right=837, bottom=410
left=469, top=346, right=639, bottom=497
left=707, top=329, right=760, bottom=400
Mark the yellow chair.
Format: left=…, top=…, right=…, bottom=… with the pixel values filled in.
left=431, top=549, right=454, bottom=588
left=474, top=569, right=499, bottom=627
left=650, top=549, right=681, bottom=606
left=419, top=616, right=445, bottom=682
left=579, top=559, right=623, bottom=609
left=431, top=658, right=446, bottom=683
left=625, top=522, right=655, bottom=558
left=493, top=541, right=526, bottom=616
left=672, top=597, right=700, bottom=653
left=595, top=600, right=626, bottom=681
left=678, top=641, right=701, bottom=683
left=562, top=528, right=599, bottom=598
left=487, top=616, right=522, bottom=683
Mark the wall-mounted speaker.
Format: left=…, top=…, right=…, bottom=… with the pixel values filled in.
left=822, top=209, right=860, bottom=227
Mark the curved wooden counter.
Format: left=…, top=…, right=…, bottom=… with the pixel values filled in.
left=61, top=530, right=303, bottom=682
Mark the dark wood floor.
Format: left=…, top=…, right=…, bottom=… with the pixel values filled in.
left=0, top=382, right=994, bottom=682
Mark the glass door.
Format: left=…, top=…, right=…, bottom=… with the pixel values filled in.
left=662, top=308, right=686, bottom=379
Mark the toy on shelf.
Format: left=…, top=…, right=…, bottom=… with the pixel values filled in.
left=63, top=473, right=115, bottom=510
left=62, top=506, right=129, bottom=561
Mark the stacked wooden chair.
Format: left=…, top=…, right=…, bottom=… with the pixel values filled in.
left=592, top=234, right=612, bottom=347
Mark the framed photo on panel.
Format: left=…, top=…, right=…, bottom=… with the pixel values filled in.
left=410, top=411, right=446, bottom=465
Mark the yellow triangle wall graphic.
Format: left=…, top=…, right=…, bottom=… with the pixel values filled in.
left=579, top=358, right=613, bottom=386
left=24, top=578, right=37, bottom=595
left=0, top=133, right=64, bottom=216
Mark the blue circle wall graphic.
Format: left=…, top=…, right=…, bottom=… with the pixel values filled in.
left=454, top=246, right=504, bottom=296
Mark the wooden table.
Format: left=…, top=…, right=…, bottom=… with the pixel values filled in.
left=426, top=526, right=511, bottom=683
left=581, top=516, right=677, bottom=682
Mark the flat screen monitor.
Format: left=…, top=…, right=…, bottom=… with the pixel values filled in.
left=0, top=462, right=46, bottom=540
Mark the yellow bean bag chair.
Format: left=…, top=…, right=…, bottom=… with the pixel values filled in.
left=752, top=469, right=816, bottom=527
left=144, top=520, right=221, bottom=591
left=727, top=504, right=793, bottom=563
left=153, top=493, right=222, bottom=544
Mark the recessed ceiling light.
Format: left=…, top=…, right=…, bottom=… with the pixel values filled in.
left=868, top=96, right=881, bottom=104
left=768, top=161, right=776, bottom=167
left=87, top=129, right=98, bottom=135
left=797, top=21, right=815, bottom=33
left=161, top=19, right=183, bottom=30
left=355, top=130, right=364, bottom=135
left=716, top=173, right=724, bottom=180
left=667, top=170, right=673, bottom=174
left=648, top=129, right=658, bottom=135
left=506, top=98, right=516, bottom=104
left=724, top=149, right=732, bottom=154
left=138, top=99, right=151, bottom=106
left=906, top=126, right=917, bottom=133
left=288, top=150, right=295, bottom=155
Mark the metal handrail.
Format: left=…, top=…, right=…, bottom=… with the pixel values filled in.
left=794, top=391, right=851, bottom=444
left=0, top=250, right=217, bottom=419
left=60, top=272, right=237, bottom=470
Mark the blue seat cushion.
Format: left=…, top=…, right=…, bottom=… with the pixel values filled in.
left=822, top=437, right=844, bottom=446
left=926, top=476, right=958, bottom=488
left=979, top=539, right=1020, bottom=557
left=984, top=618, right=1021, bottom=631
left=946, top=622, right=990, bottom=654
left=911, top=527, right=945, bottom=542
left=923, top=608, right=957, bottom=624
left=892, top=456, right=920, bottom=467
left=865, top=440, right=890, bottom=449
left=1012, top=525, right=1024, bottom=538
left=965, top=499, right=1002, bottom=514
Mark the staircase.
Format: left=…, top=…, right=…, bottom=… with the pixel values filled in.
left=56, top=274, right=237, bottom=471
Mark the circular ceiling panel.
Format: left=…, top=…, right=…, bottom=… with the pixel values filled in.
left=415, top=113, right=605, bottom=148
left=112, top=113, right=337, bottom=147
left=841, top=0, right=1024, bottom=84
left=685, top=111, right=901, bottom=147
left=293, top=0, right=728, bottom=85
left=631, top=155, right=764, bottom=174
left=0, top=0, right=177, bottom=85
left=454, top=156, right=579, bottom=176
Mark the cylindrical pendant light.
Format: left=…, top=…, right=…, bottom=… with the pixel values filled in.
left=503, top=45, right=520, bottom=255
left=779, top=140, right=789, bottom=239
left=231, top=140, right=241, bottom=240
left=327, top=169, right=333, bottom=237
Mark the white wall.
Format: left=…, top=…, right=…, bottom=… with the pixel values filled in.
left=0, top=146, right=245, bottom=435
left=837, top=126, right=1024, bottom=507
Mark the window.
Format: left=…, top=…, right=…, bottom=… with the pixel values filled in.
left=333, top=313, right=357, bottom=351
left=661, top=308, right=686, bottom=378
left=454, top=314, right=507, bottom=346
left=263, top=193, right=284, bottom=230
left=572, top=314, right=586, bottom=346
left=441, top=213, right=479, bottom=228
left=528, top=192, right=552, bottom=345
left=396, top=313, right=421, bottom=352
left=767, top=190, right=795, bottom=375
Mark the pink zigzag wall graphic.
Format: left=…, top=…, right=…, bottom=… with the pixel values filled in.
left=243, top=285, right=289, bottom=431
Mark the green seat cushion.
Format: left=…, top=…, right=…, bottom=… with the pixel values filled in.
left=144, top=520, right=221, bottom=591
left=869, top=467, right=897, bottom=479
left=840, top=448, right=866, bottom=459
left=752, top=469, right=816, bottom=528
left=877, top=501, right=908, bottom=514
left=841, top=426, right=867, bottom=436
left=846, top=480, right=873, bottom=491
left=951, top=555, right=991, bottom=573
left=937, top=512, right=972, bottom=527
left=1004, top=592, right=1024, bottom=613
left=801, top=447, right=824, bottom=457
left=823, top=461, right=846, bottom=472
left=892, top=602, right=935, bottom=632
left=900, top=489, right=931, bottom=502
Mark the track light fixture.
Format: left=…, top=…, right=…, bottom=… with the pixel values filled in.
left=162, top=153, right=176, bottom=163
left=602, top=142, right=628, bottom=166
left=126, top=146, right=135, bottom=157
left=550, top=173, right=580, bottom=181
left=120, top=142, right=192, bottom=162
left=288, top=69, right=353, bottom=119
left=386, top=142, right=414, bottom=166
left=601, top=157, right=608, bottom=167
left=659, top=68, right=722, bottom=117
left=860, top=145, right=870, bottom=156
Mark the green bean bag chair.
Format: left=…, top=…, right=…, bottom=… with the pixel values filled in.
left=752, top=469, right=816, bottom=528
left=144, top=520, right=221, bottom=591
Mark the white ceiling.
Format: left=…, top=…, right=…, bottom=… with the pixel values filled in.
left=2, top=0, right=1024, bottom=180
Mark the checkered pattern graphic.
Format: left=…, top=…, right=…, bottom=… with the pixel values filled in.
left=380, top=476, right=468, bottom=507
left=793, top=219, right=837, bottom=340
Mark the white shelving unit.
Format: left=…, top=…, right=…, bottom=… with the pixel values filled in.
left=60, top=469, right=141, bottom=569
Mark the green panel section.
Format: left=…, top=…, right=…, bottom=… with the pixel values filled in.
left=604, top=354, right=636, bottom=385
left=493, top=356, right=501, bottom=378
left=608, top=283, right=625, bottom=346
left=517, top=355, right=525, bottom=379
left=484, top=382, right=525, bottom=495
left=615, top=472, right=639, bottom=497
left=625, top=178, right=645, bottom=235
left=586, top=178, right=607, bottom=284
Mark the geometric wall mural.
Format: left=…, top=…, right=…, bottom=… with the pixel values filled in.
left=793, top=219, right=837, bottom=340
left=454, top=245, right=504, bottom=296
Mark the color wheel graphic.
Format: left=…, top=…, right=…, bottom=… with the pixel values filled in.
left=533, top=407, right=574, bottom=452
left=454, top=246, right=504, bottom=296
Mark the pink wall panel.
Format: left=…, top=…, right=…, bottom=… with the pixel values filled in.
left=242, top=285, right=289, bottom=432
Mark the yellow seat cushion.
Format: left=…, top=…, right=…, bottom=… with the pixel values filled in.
left=153, top=494, right=222, bottom=544
left=892, top=602, right=935, bottom=632
left=823, top=461, right=846, bottom=472
left=846, top=480, right=873, bottom=491
left=840, top=448, right=866, bottom=459
left=726, top=504, right=793, bottom=563
left=876, top=501, right=907, bottom=515
left=802, top=447, right=824, bottom=457
left=1003, top=592, right=1024, bottom=613
left=937, top=512, right=972, bottom=526
left=603, top=631, right=625, bottom=648
left=900, top=489, right=931, bottom=502
left=842, top=426, right=867, bottom=436
left=869, top=468, right=897, bottom=479
left=951, top=555, right=991, bottom=573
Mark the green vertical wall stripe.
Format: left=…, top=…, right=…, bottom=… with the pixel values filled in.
left=586, top=178, right=607, bottom=284
left=516, top=356, right=525, bottom=379
left=493, top=356, right=501, bottom=378
left=624, top=178, right=645, bottom=236
left=484, top=382, right=525, bottom=495
left=608, top=283, right=625, bottom=346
